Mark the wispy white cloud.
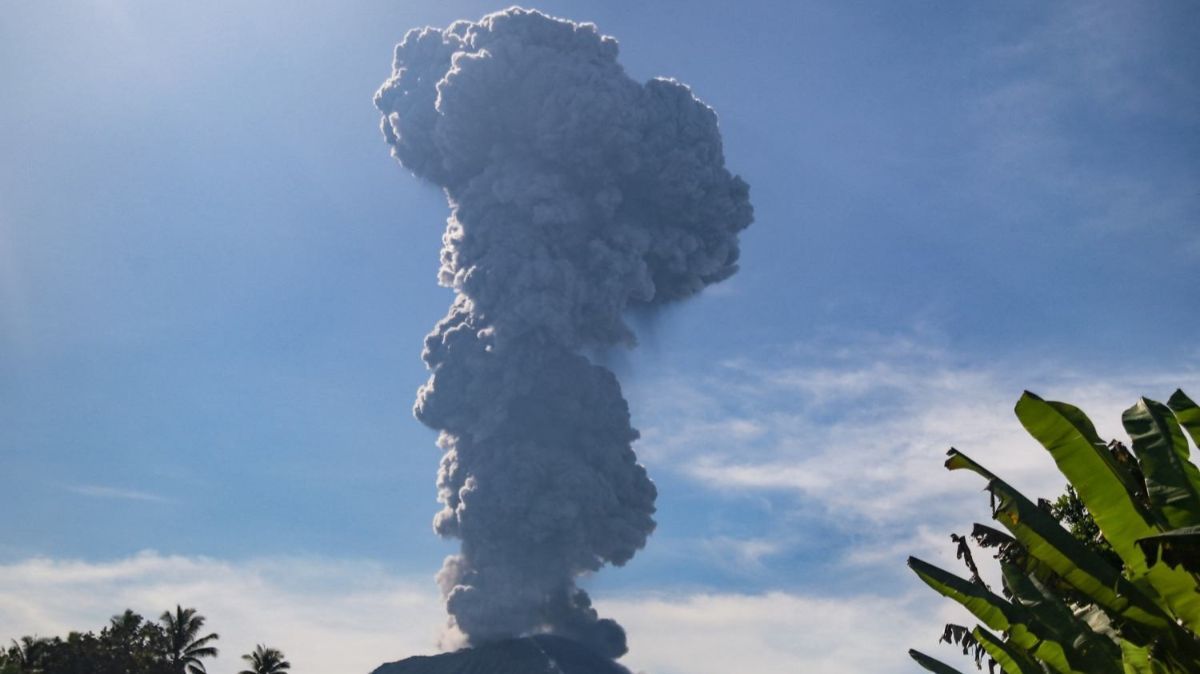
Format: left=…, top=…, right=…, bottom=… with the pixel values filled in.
left=628, top=334, right=1199, bottom=572
left=697, top=536, right=784, bottom=575
left=0, top=552, right=976, bottom=674
left=969, top=2, right=1199, bottom=245
left=64, top=484, right=171, bottom=503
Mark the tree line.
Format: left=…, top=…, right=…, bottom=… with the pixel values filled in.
left=1, top=605, right=289, bottom=674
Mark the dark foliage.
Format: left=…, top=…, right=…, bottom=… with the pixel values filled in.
left=951, top=532, right=988, bottom=589
left=938, top=624, right=996, bottom=673
left=1046, top=483, right=1125, bottom=570
left=0, top=607, right=220, bottom=674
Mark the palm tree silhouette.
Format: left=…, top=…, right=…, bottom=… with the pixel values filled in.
left=238, top=644, right=291, bottom=674
left=8, top=636, right=48, bottom=671
left=110, top=609, right=142, bottom=632
left=158, top=606, right=219, bottom=674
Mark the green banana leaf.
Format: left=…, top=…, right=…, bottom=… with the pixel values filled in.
left=909, top=649, right=968, bottom=674
left=945, top=447, right=1000, bottom=479
left=1136, top=525, right=1200, bottom=573
left=1124, top=398, right=1200, bottom=530
left=972, top=625, right=1043, bottom=674
left=1168, top=390, right=1200, bottom=449
left=945, top=449, right=1173, bottom=633
left=972, top=523, right=1076, bottom=598
left=1015, top=393, right=1200, bottom=631
left=1015, top=391, right=1147, bottom=501
left=1014, top=392, right=1155, bottom=571
left=908, top=556, right=1014, bottom=631
left=1120, top=641, right=1170, bottom=674
left=909, top=556, right=1077, bottom=673
left=1001, top=561, right=1122, bottom=674
left=913, top=392, right=1200, bottom=674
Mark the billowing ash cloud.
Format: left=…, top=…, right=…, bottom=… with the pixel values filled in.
left=374, top=7, right=752, bottom=659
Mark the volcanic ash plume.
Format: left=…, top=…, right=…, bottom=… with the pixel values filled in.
left=374, top=7, right=753, bottom=659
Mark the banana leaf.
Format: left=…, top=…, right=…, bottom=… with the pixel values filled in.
left=1120, top=641, right=1170, bottom=674
left=945, top=449, right=1173, bottom=633
left=1124, top=398, right=1200, bottom=530
left=1014, top=393, right=1154, bottom=570
left=1001, top=561, right=1122, bottom=674
left=1016, top=393, right=1200, bottom=631
left=1168, top=390, right=1200, bottom=449
left=972, top=625, right=1043, bottom=674
left=908, top=556, right=1077, bottom=673
left=1136, top=525, right=1200, bottom=573
left=972, top=523, right=1076, bottom=599
left=910, top=649, right=969, bottom=674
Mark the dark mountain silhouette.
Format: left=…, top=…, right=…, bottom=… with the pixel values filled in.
left=369, top=635, right=633, bottom=674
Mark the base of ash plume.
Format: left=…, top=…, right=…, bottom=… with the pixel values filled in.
left=370, top=634, right=634, bottom=674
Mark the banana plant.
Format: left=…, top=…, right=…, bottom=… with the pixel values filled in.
left=909, top=390, right=1200, bottom=674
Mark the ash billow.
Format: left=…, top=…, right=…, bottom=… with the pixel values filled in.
left=374, top=7, right=752, bottom=660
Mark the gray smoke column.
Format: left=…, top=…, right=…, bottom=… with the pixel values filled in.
left=374, top=7, right=752, bottom=659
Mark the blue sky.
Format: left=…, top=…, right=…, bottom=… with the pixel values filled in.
left=2, top=2, right=1198, bottom=672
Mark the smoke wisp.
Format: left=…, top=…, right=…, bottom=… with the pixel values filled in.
left=375, top=7, right=752, bottom=659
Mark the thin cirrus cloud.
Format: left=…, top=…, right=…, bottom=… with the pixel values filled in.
left=63, top=484, right=172, bottom=503
left=699, top=536, right=785, bottom=574
left=613, top=335, right=1200, bottom=606
left=628, top=335, right=1200, bottom=536
left=0, top=551, right=963, bottom=674
left=968, top=2, right=1200, bottom=246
